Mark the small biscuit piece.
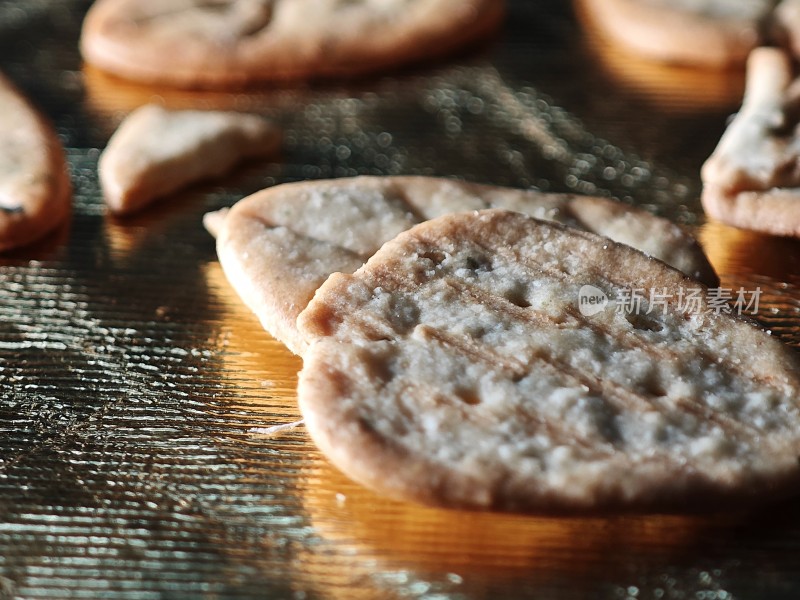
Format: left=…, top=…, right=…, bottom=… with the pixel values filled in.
left=202, top=207, right=229, bottom=239
left=80, top=0, right=505, bottom=88
left=297, top=209, right=800, bottom=513
left=702, top=47, right=800, bottom=237
left=208, top=176, right=717, bottom=355
left=577, top=0, right=772, bottom=67
left=0, top=73, right=71, bottom=252
left=99, top=104, right=281, bottom=215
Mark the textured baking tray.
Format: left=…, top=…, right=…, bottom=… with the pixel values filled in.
left=3, top=1, right=800, bottom=598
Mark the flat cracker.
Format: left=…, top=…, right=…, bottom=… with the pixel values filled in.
left=702, top=47, right=800, bottom=236
left=578, top=0, right=773, bottom=67
left=80, top=0, right=505, bottom=88
left=99, top=104, right=281, bottom=215
left=297, top=209, right=800, bottom=513
left=0, top=73, right=71, bottom=252
left=208, top=176, right=717, bottom=355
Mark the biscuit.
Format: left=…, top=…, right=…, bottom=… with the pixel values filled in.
left=99, top=104, right=281, bottom=215
left=0, top=73, right=71, bottom=252
left=80, top=0, right=505, bottom=88
left=297, top=209, right=800, bottom=513
left=701, top=47, right=800, bottom=237
left=577, top=0, right=772, bottom=67
left=208, top=176, right=717, bottom=355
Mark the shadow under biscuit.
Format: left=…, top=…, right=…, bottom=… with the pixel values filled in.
left=82, top=64, right=307, bottom=116
left=102, top=190, right=224, bottom=263
left=698, top=219, right=800, bottom=348
left=202, top=259, right=301, bottom=384
left=296, top=449, right=800, bottom=597
left=0, top=217, right=71, bottom=264
left=699, top=219, right=800, bottom=283
left=82, top=56, right=497, bottom=116
left=299, top=453, right=711, bottom=576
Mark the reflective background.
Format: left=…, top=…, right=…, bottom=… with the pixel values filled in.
left=2, top=1, right=800, bottom=598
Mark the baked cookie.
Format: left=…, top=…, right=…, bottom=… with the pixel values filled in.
left=80, top=0, right=505, bottom=88
left=99, top=104, right=281, bottom=215
left=297, top=209, right=800, bottom=513
left=208, top=176, right=717, bottom=355
left=702, top=47, right=800, bottom=237
left=0, top=73, right=71, bottom=252
left=576, top=0, right=773, bottom=67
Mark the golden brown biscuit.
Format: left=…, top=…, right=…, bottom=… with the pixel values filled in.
left=297, top=209, right=800, bottom=513
left=576, top=0, right=772, bottom=67
left=702, top=47, right=800, bottom=236
left=0, top=73, right=71, bottom=252
left=80, top=0, right=505, bottom=88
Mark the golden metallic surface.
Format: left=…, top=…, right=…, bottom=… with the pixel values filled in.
left=2, top=1, right=800, bottom=598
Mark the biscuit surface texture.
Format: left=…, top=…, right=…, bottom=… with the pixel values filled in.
left=211, top=176, right=716, bottom=355
left=297, top=209, right=800, bottom=513
left=702, top=47, right=800, bottom=236
left=0, top=73, right=71, bottom=252
left=99, top=104, right=280, bottom=215
left=80, top=0, right=505, bottom=87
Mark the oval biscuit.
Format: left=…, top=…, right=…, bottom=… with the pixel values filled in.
left=297, top=209, right=800, bottom=513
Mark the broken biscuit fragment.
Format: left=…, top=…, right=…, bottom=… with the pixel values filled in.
left=99, top=104, right=281, bottom=215
left=0, top=73, right=71, bottom=252
left=202, top=206, right=229, bottom=239
left=702, top=47, right=800, bottom=236
left=297, top=209, right=800, bottom=513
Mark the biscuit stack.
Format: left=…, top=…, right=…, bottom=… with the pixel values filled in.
left=207, top=177, right=800, bottom=514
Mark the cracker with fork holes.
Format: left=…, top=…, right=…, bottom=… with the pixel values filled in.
left=296, top=209, right=800, bottom=513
